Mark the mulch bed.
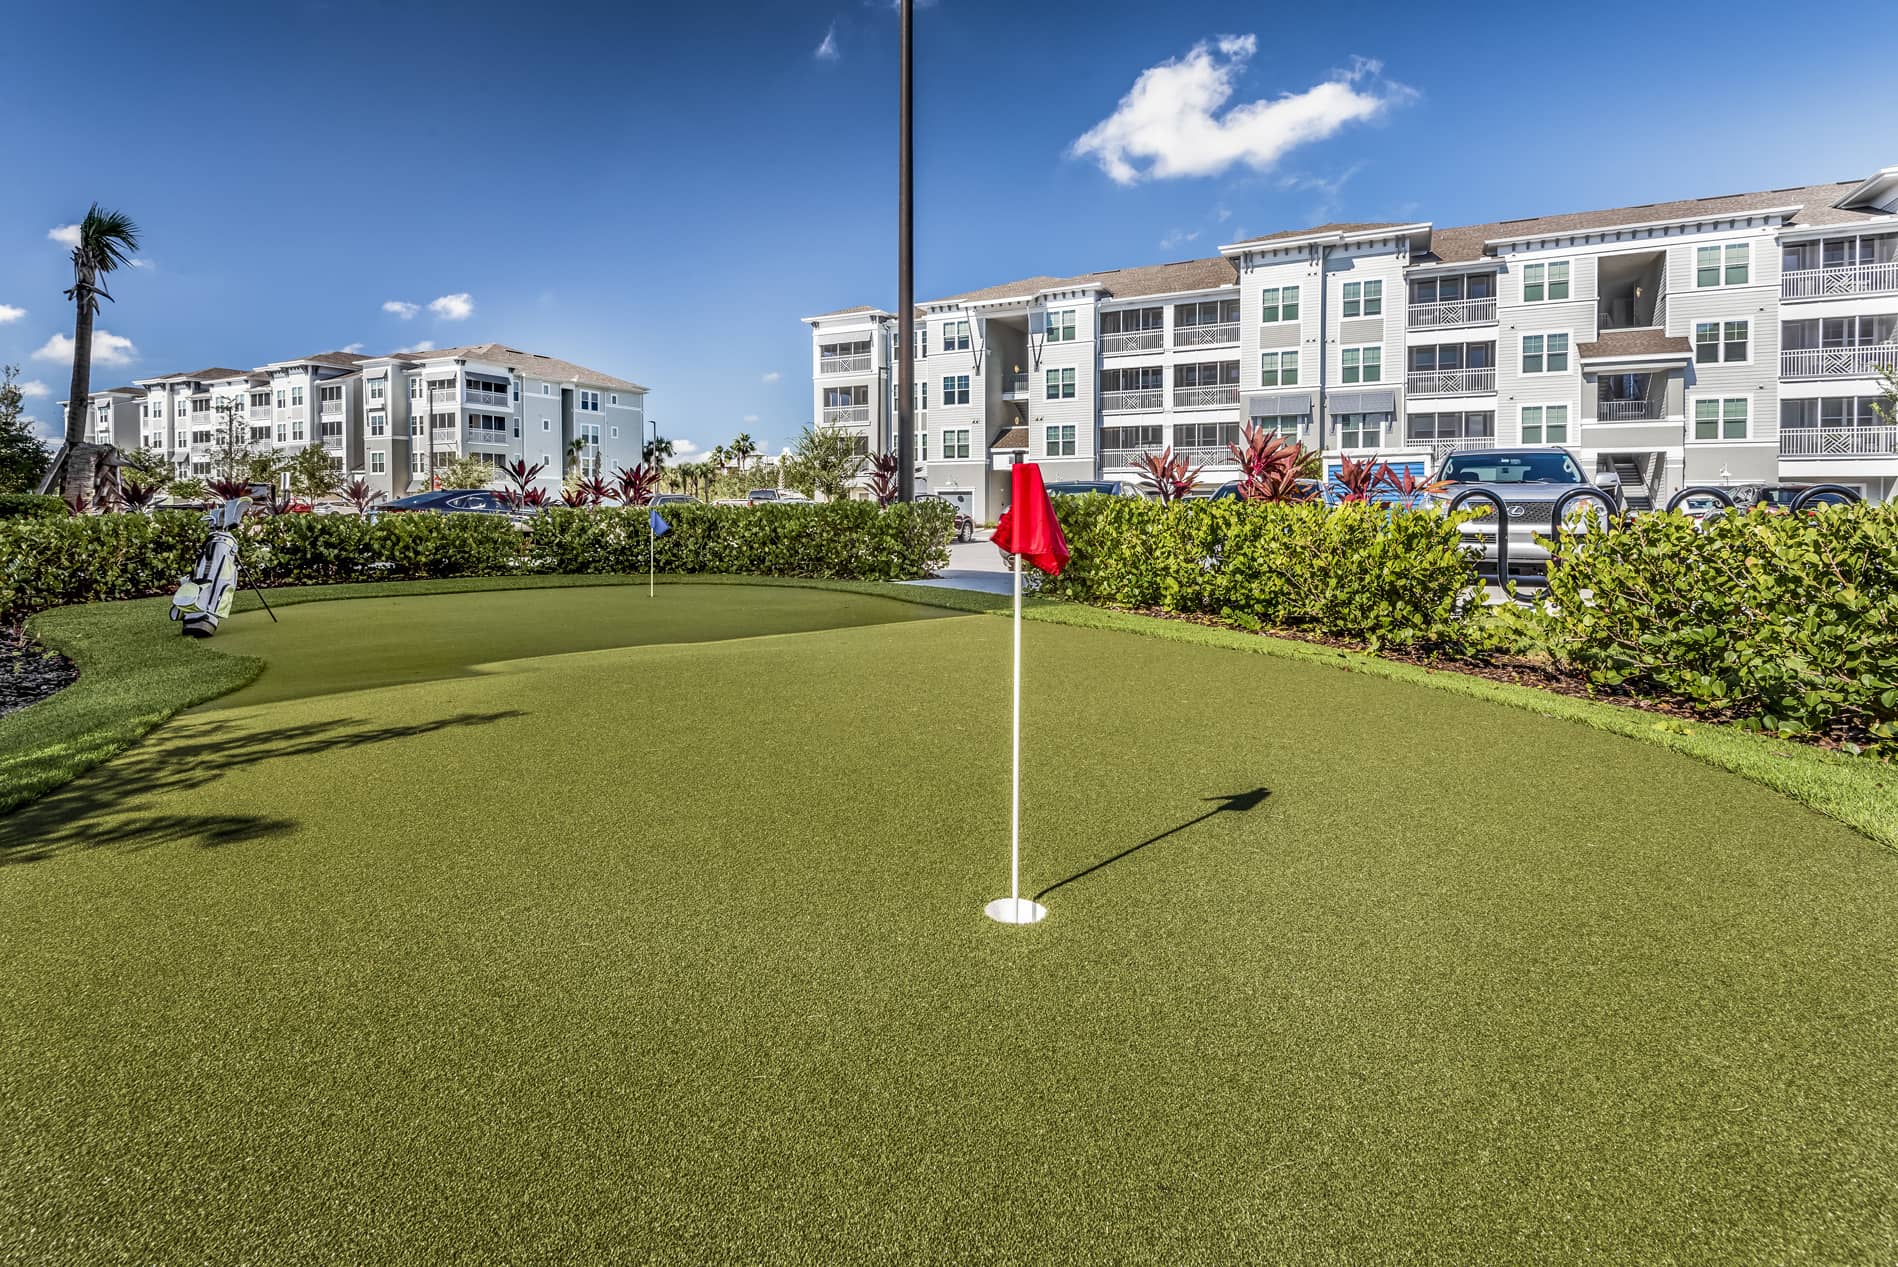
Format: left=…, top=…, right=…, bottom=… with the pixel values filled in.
left=1, top=628, right=78, bottom=719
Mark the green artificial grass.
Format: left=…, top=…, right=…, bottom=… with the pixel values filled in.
left=4, top=583, right=1898, bottom=1265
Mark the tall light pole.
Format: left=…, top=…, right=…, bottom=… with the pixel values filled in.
left=895, top=0, right=916, bottom=502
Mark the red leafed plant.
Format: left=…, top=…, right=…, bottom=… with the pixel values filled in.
left=1130, top=447, right=1204, bottom=505
left=559, top=486, right=592, bottom=508
left=117, top=477, right=162, bottom=513
left=208, top=477, right=251, bottom=502
left=1227, top=423, right=1319, bottom=503
left=64, top=490, right=91, bottom=516
left=866, top=452, right=901, bottom=507
left=496, top=458, right=547, bottom=497
left=579, top=475, right=615, bottom=505
left=614, top=462, right=659, bottom=507
left=1330, top=453, right=1392, bottom=504
left=339, top=477, right=385, bottom=515
left=1381, top=465, right=1451, bottom=507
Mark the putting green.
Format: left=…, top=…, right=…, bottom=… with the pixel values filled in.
left=3, top=583, right=1895, bottom=1266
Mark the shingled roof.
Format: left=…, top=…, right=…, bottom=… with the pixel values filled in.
left=382, top=342, right=648, bottom=393
left=1576, top=330, right=1694, bottom=360
left=1227, top=221, right=1407, bottom=247
left=928, top=256, right=1237, bottom=307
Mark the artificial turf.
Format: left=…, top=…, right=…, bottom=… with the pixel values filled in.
left=3, top=583, right=1897, bottom=1264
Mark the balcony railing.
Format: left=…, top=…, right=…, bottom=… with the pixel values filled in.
left=1596, top=397, right=1667, bottom=421
left=1099, top=445, right=1237, bottom=470
left=1173, top=385, right=1240, bottom=408
left=1407, top=298, right=1497, bottom=328
left=820, top=355, right=872, bottom=375
left=466, top=389, right=509, bottom=408
left=320, top=401, right=344, bottom=418
left=1404, top=367, right=1496, bottom=396
left=1100, top=389, right=1164, bottom=413
left=1782, top=262, right=1898, bottom=301
left=1001, top=373, right=1030, bottom=402
left=823, top=405, right=871, bottom=425
left=430, top=389, right=460, bottom=406
left=248, top=404, right=272, bottom=418
left=1781, top=346, right=1898, bottom=379
left=467, top=428, right=510, bottom=446
left=1101, top=330, right=1164, bottom=355
left=1173, top=323, right=1239, bottom=348
left=1402, top=435, right=1496, bottom=465
left=1779, top=425, right=1898, bottom=458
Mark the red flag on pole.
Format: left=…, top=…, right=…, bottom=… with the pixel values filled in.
left=991, top=463, right=1069, bottom=577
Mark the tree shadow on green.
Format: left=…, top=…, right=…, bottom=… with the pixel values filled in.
left=0, top=709, right=525, bottom=866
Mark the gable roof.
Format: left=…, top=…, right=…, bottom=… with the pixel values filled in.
left=382, top=342, right=647, bottom=392
left=1576, top=330, right=1693, bottom=361
left=1227, top=221, right=1406, bottom=247
left=927, top=255, right=1238, bottom=308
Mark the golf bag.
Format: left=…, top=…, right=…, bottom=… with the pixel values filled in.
left=169, top=498, right=251, bottom=638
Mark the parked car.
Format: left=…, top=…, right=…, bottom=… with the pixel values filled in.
left=381, top=489, right=511, bottom=515
left=916, top=494, right=974, bottom=542
left=1044, top=480, right=1142, bottom=497
left=1672, top=482, right=1861, bottom=520
left=1427, top=446, right=1623, bottom=581
left=649, top=493, right=700, bottom=506
left=1205, top=478, right=1322, bottom=501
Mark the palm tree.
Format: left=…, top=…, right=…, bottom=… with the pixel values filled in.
left=710, top=444, right=730, bottom=473
left=643, top=435, right=675, bottom=469
left=731, top=432, right=756, bottom=472
left=45, top=204, right=140, bottom=493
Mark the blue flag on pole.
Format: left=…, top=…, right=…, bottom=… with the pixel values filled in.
left=649, top=509, right=669, bottom=537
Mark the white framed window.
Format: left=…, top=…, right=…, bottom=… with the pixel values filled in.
left=1694, top=319, right=1750, bottom=365
left=1692, top=396, right=1749, bottom=441
left=1043, top=309, right=1075, bottom=342
left=1251, top=414, right=1301, bottom=440
left=610, top=426, right=619, bottom=439
left=579, top=390, right=601, bottom=411
left=920, top=431, right=928, bottom=461
left=543, top=419, right=551, bottom=431
left=1045, top=424, right=1076, bottom=456
left=291, top=386, right=304, bottom=406
left=370, top=451, right=386, bottom=473
left=609, top=393, right=618, bottom=405
left=1340, top=345, right=1381, bottom=384
left=275, top=424, right=286, bottom=442
left=942, top=320, right=970, bottom=351
left=1696, top=243, right=1750, bottom=288
left=942, top=375, right=970, bottom=405
left=1045, top=367, right=1075, bottom=399
left=1260, top=351, right=1299, bottom=387
left=1260, top=286, right=1300, bottom=323
left=1521, top=332, right=1570, bottom=374
left=543, top=383, right=551, bottom=395
left=1519, top=403, right=1570, bottom=444
left=368, top=381, right=385, bottom=400
left=1521, top=261, right=1571, bottom=303
left=1341, top=279, right=1382, bottom=318
left=1336, top=412, right=1387, bottom=449
left=369, top=412, right=386, bottom=436
left=942, top=428, right=971, bottom=459
left=276, top=390, right=286, bottom=409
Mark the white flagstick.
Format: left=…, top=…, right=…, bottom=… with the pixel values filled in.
left=986, top=543, right=1046, bottom=925
left=649, top=510, right=655, bottom=598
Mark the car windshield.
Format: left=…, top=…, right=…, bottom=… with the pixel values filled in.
left=1439, top=452, right=1584, bottom=484
left=1046, top=483, right=1113, bottom=495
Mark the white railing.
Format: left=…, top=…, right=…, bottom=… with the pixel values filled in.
left=319, top=425, right=345, bottom=446
left=1779, top=425, right=1898, bottom=458
left=1101, top=330, right=1164, bottom=355
left=1100, top=389, right=1164, bottom=413
left=1407, top=298, right=1497, bottom=328
left=1173, top=385, right=1240, bottom=408
left=248, top=404, right=271, bottom=418
left=823, top=405, right=870, bottom=425
left=467, top=428, right=510, bottom=446
left=1408, top=435, right=1496, bottom=465
left=1001, top=373, right=1030, bottom=400
left=430, top=389, right=460, bottom=406
left=466, top=389, right=509, bottom=408
left=1782, top=262, right=1898, bottom=300
left=1099, top=446, right=1238, bottom=470
left=1172, top=323, right=1240, bottom=348
left=1404, top=367, right=1496, bottom=395
left=319, top=401, right=344, bottom=417
left=820, top=355, right=871, bottom=374
left=1596, top=398, right=1666, bottom=421
left=1780, top=346, right=1898, bottom=379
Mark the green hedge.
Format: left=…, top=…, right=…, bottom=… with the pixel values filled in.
left=0, top=502, right=955, bottom=623
left=1532, top=504, right=1898, bottom=749
left=0, top=494, right=67, bottom=521
left=1038, top=496, right=1480, bottom=648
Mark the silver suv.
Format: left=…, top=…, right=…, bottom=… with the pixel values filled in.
left=1429, top=447, right=1622, bottom=581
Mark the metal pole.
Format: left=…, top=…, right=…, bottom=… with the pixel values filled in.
left=1009, top=547, right=1021, bottom=905
left=895, top=0, right=916, bottom=502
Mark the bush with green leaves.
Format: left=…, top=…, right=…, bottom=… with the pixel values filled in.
left=1529, top=504, right=1898, bottom=751
left=0, top=494, right=68, bottom=521
left=1038, top=495, right=1480, bottom=648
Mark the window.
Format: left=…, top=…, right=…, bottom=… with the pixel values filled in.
left=578, top=390, right=601, bottom=411
left=1693, top=397, right=1749, bottom=441
left=1260, top=286, right=1301, bottom=323
left=369, top=412, right=386, bottom=436
left=1406, top=411, right=1494, bottom=442
left=1519, top=404, right=1570, bottom=444
left=1102, top=424, right=1162, bottom=450
left=1336, top=413, right=1388, bottom=449
left=942, top=375, right=970, bottom=405
left=291, top=386, right=304, bottom=406
left=1260, top=351, right=1299, bottom=387
left=1174, top=299, right=1240, bottom=328
left=1175, top=420, right=1240, bottom=449
left=942, top=320, right=971, bottom=351
left=411, top=452, right=426, bottom=475
left=610, top=394, right=618, bottom=405
left=1045, top=367, right=1075, bottom=399
left=543, top=384, right=551, bottom=395
left=319, top=384, right=343, bottom=403
left=276, top=390, right=286, bottom=409
left=942, top=429, right=971, bottom=459
left=370, top=451, right=386, bottom=474
left=919, top=431, right=928, bottom=461
left=1043, top=309, right=1075, bottom=342
left=1342, top=279, right=1383, bottom=318
left=1521, top=261, right=1570, bottom=303
left=611, top=426, right=619, bottom=439
left=368, top=380, right=385, bottom=401
left=1340, top=346, right=1381, bottom=384
left=1521, top=333, right=1569, bottom=374
left=1045, top=424, right=1076, bottom=456
left=1694, top=319, right=1750, bottom=364
left=543, top=419, right=551, bottom=431
left=1251, top=414, right=1303, bottom=439
left=1100, top=308, right=1164, bottom=334
left=276, top=424, right=287, bottom=442
left=190, top=397, right=210, bottom=414
left=1696, top=243, right=1750, bottom=288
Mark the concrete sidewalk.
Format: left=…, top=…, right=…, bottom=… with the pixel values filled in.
left=900, top=534, right=1015, bottom=595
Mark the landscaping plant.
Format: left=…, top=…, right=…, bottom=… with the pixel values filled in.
left=614, top=463, right=660, bottom=507
left=1226, top=423, right=1318, bottom=503
left=1130, top=447, right=1204, bottom=504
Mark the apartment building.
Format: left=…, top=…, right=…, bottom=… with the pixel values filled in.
left=64, top=386, right=146, bottom=450
left=804, top=165, right=1898, bottom=518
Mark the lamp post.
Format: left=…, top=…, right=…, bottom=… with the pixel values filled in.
left=895, top=0, right=915, bottom=502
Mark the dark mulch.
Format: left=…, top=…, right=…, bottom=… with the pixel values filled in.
left=1, top=628, right=78, bottom=719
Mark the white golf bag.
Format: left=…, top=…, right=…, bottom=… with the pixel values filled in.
left=169, top=498, right=251, bottom=638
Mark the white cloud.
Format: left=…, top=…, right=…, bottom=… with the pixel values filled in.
left=429, top=292, right=474, bottom=321
left=341, top=342, right=365, bottom=354
left=48, top=224, right=81, bottom=248
left=128, top=258, right=154, bottom=270
left=1216, top=206, right=1233, bottom=223
left=1158, top=228, right=1201, bottom=251
left=814, top=21, right=839, bottom=61
left=383, top=300, right=420, bottom=319
left=762, top=371, right=781, bottom=383
left=671, top=439, right=704, bottom=458
left=395, top=340, right=436, bottom=354
left=31, top=329, right=139, bottom=368
left=0, top=304, right=24, bottom=323
left=24, top=415, right=56, bottom=441
left=1070, top=41, right=1413, bottom=185
left=742, top=414, right=760, bottom=424
left=19, top=379, right=50, bottom=398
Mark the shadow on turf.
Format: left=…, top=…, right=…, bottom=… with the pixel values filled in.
left=1034, top=787, right=1271, bottom=902
left=0, top=710, right=525, bottom=866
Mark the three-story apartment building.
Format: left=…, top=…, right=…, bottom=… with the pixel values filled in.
left=804, top=166, right=1898, bottom=516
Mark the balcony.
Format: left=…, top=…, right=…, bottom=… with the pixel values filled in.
left=823, top=405, right=871, bottom=425
left=1101, top=330, right=1164, bottom=355
left=820, top=354, right=871, bottom=375
left=1407, top=298, right=1497, bottom=329
left=1100, top=389, right=1164, bottom=413
left=1404, top=435, right=1496, bottom=465
left=1780, top=346, right=1898, bottom=379
left=1100, top=445, right=1235, bottom=470
left=1173, top=323, right=1239, bottom=349
left=1595, top=397, right=1667, bottom=422
left=1001, top=373, right=1030, bottom=402
left=248, top=404, right=272, bottom=419
left=1173, top=385, right=1240, bottom=408
left=319, top=423, right=345, bottom=447
left=466, top=388, right=509, bottom=408
left=468, top=428, right=510, bottom=447
left=1404, top=367, right=1495, bottom=396
left=320, top=401, right=344, bottom=418
left=430, top=389, right=460, bottom=406
left=1779, top=425, right=1898, bottom=458
left=1782, top=263, right=1898, bottom=301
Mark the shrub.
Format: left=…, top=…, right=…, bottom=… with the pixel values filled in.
left=1531, top=504, right=1898, bottom=750
left=0, top=494, right=67, bottom=521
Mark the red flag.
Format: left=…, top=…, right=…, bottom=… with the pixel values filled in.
left=991, top=463, right=1069, bottom=576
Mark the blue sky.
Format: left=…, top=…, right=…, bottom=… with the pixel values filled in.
left=1, top=0, right=1892, bottom=458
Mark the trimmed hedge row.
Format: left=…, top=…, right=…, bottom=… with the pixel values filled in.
left=0, top=494, right=67, bottom=521
left=0, top=501, right=955, bottom=622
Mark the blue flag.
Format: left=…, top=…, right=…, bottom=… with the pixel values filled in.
left=649, top=509, right=669, bottom=537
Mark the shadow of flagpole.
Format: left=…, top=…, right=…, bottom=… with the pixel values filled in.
left=1033, top=787, right=1271, bottom=903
